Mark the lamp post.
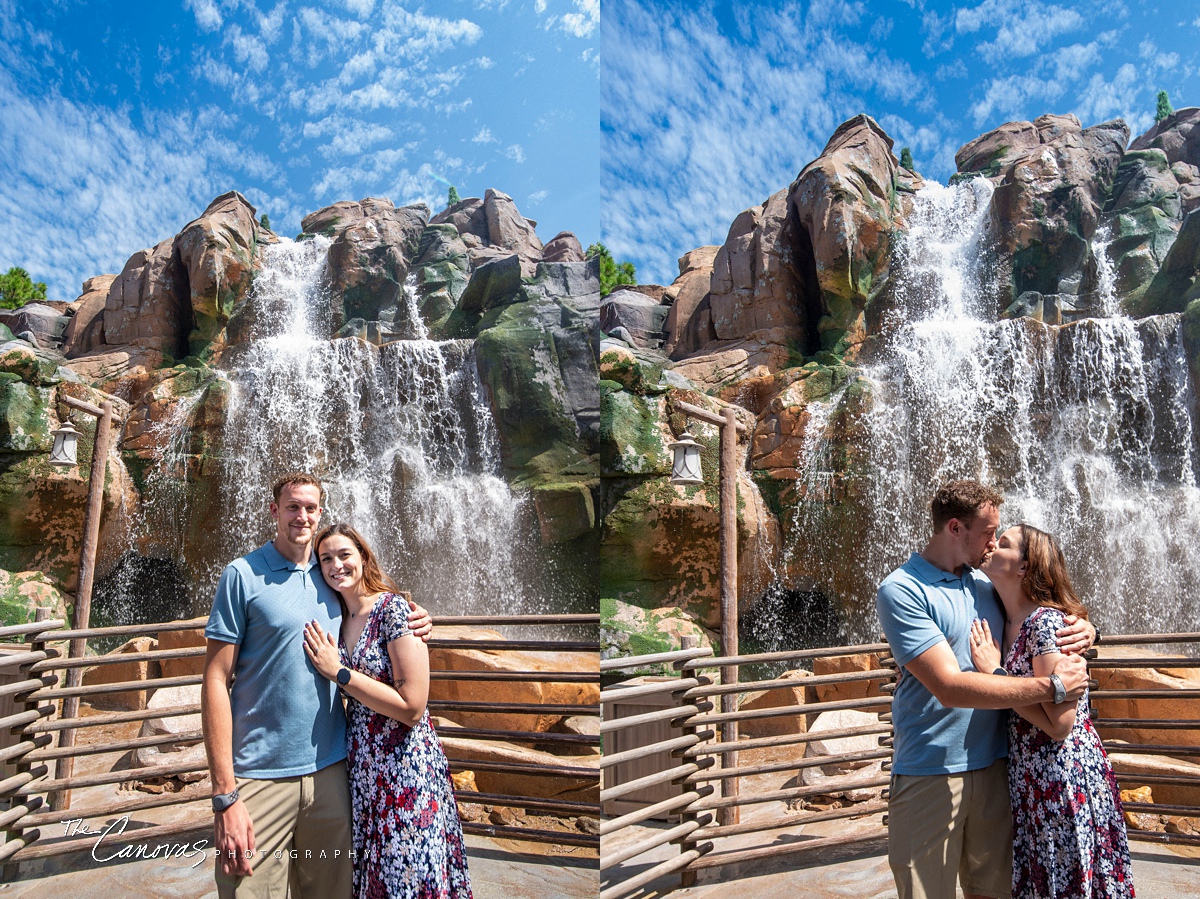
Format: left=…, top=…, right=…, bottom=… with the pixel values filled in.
left=668, top=399, right=746, bottom=826
left=47, top=394, right=117, bottom=812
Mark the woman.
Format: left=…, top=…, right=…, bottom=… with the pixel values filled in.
left=972, top=523, right=1134, bottom=899
left=302, top=523, right=472, bottom=899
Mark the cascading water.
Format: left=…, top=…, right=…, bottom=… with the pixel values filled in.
left=782, top=178, right=1200, bottom=641
left=125, top=237, right=549, bottom=618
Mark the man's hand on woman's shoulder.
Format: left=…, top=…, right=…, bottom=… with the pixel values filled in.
left=407, top=602, right=433, bottom=643
left=1055, top=615, right=1096, bottom=655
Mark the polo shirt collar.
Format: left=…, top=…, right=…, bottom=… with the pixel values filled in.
left=261, top=540, right=314, bottom=572
left=907, top=551, right=969, bottom=584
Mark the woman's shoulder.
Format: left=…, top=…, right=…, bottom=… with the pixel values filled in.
left=1031, top=606, right=1067, bottom=626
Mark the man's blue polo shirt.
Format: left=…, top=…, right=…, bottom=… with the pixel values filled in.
left=876, top=552, right=1007, bottom=776
left=205, top=541, right=347, bottom=778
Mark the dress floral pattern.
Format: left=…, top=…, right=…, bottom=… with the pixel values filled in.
left=340, top=592, right=473, bottom=899
left=1006, top=607, right=1134, bottom=899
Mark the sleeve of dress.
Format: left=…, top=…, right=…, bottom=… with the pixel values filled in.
left=380, top=593, right=413, bottom=643
left=1030, top=608, right=1066, bottom=657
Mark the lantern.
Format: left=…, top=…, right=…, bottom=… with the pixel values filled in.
left=668, top=430, right=703, bottom=485
left=49, top=420, right=81, bottom=467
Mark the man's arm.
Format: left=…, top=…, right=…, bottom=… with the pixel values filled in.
left=201, top=639, right=254, bottom=878
left=903, top=639, right=1088, bottom=709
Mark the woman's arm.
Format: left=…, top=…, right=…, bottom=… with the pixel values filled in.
left=1028, top=648, right=1077, bottom=741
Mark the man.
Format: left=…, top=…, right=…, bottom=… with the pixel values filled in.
left=876, top=480, right=1095, bottom=899
left=201, top=472, right=431, bottom=897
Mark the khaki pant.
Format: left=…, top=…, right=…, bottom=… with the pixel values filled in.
left=215, top=760, right=353, bottom=899
left=888, top=758, right=1013, bottom=899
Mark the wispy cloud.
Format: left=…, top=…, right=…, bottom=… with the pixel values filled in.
left=184, top=0, right=223, bottom=32
left=472, top=126, right=497, bottom=143
left=505, top=144, right=526, bottom=163
left=957, top=0, right=1084, bottom=64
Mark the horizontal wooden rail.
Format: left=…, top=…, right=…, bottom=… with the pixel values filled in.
left=25, top=704, right=202, bottom=734
left=49, top=618, right=208, bottom=641
left=601, top=703, right=705, bottom=735
left=683, top=723, right=891, bottom=757
left=0, top=619, right=65, bottom=639
left=692, top=798, right=888, bottom=841
left=30, top=646, right=205, bottom=672
left=18, top=758, right=208, bottom=795
left=601, top=762, right=702, bottom=803
left=0, top=649, right=48, bottom=669
left=6, top=816, right=211, bottom=863
left=683, top=694, right=891, bottom=727
left=458, top=792, right=598, bottom=817
left=599, top=732, right=713, bottom=770
left=26, top=729, right=204, bottom=762
left=0, top=736, right=52, bottom=765
left=680, top=643, right=890, bottom=669
left=0, top=831, right=40, bottom=864
left=685, top=827, right=887, bottom=871
left=429, top=671, right=597, bottom=683
left=600, top=845, right=709, bottom=899
left=1090, top=657, right=1200, bottom=668
left=689, top=773, right=889, bottom=812
left=1122, top=801, right=1200, bottom=817
left=459, top=821, right=598, bottom=848
left=598, top=787, right=713, bottom=836
left=427, top=639, right=599, bottom=652
left=1090, top=689, right=1200, bottom=699
left=1113, top=772, right=1200, bottom=787
left=684, top=668, right=890, bottom=699
left=0, top=798, right=44, bottom=830
left=600, top=817, right=708, bottom=871
left=0, top=676, right=55, bottom=700
left=601, top=647, right=713, bottom=672
left=0, top=705, right=53, bottom=731
left=434, top=615, right=599, bottom=626
left=1098, top=633, right=1200, bottom=645
left=438, top=727, right=597, bottom=745
left=24, top=673, right=203, bottom=702
left=19, top=792, right=208, bottom=829
left=443, top=757, right=598, bottom=779
left=600, top=677, right=705, bottom=704
left=1094, top=718, right=1200, bottom=729
left=0, top=766, right=49, bottom=797
left=1127, top=829, right=1200, bottom=847
left=430, top=701, right=597, bottom=715
left=684, top=748, right=891, bottom=783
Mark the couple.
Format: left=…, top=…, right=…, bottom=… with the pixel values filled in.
left=877, top=480, right=1133, bottom=899
left=200, top=472, right=473, bottom=898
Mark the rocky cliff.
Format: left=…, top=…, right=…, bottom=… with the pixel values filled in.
left=0, top=190, right=598, bottom=625
left=601, top=110, right=1200, bottom=662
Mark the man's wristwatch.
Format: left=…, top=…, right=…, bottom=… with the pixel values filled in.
left=336, top=667, right=352, bottom=688
left=993, top=666, right=1009, bottom=676
left=212, top=786, right=240, bottom=812
left=1049, top=673, right=1067, bottom=704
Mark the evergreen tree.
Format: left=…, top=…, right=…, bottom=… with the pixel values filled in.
left=0, top=267, right=47, bottom=310
left=1156, top=90, right=1174, bottom=123
left=447, top=185, right=461, bottom=207
left=259, top=213, right=271, bottom=230
left=899, top=147, right=914, bottom=170
left=586, top=242, right=636, bottom=297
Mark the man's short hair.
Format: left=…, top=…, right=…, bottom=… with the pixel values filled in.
left=272, top=472, right=324, bottom=504
left=930, top=480, right=1003, bottom=531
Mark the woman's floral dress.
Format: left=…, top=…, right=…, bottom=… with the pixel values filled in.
left=340, top=592, right=473, bottom=899
left=1005, top=607, right=1134, bottom=899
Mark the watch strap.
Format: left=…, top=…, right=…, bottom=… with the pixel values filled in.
left=212, top=786, right=240, bottom=812
left=992, top=666, right=1009, bottom=676
left=1049, top=673, right=1066, bottom=704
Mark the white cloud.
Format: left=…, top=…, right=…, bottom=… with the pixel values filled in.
left=227, top=25, right=269, bottom=74
left=957, top=0, right=1083, bottom=64
left=505, top=144, right=526, bottom=163
left=343, top=0, right=376, bottom=17
left=527, top=189, right=549, bottom=204
left=559, top=0, right=599, bottom=38
left=472, top=127, right=497, bottom=143
left=184, top=0, right=223, bottom=32
left=1073, top=62, right=1150, bottom=131
left=477, top=56, right=494, bottom=69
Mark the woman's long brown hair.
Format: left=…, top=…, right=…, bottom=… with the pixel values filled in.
left=1018, top=523, right=1089, bottom=621
left=314, top=523, right=400, bottom=597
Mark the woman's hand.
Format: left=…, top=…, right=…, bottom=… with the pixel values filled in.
left=302, top=620, right=341, bottom=680
left=970, top=619, right=1002, bottom=673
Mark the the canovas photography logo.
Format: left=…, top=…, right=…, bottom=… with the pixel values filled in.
left=62, top=816, right=210, bottom=867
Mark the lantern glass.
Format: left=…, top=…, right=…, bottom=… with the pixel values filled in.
left=668, top=431, right=704, bottom=485
left=49, top=421, right=80, bottom=467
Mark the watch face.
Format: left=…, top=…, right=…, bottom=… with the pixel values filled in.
left=337, top=667, right=351, bottom=686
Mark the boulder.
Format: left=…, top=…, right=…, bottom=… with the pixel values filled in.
left=965, top=114, right=1129, bottom=307
left=542, top=231, right=585, bottom=263
left=664, top=246, right=719, bottom=358
left=0, top=304, right=69, bottom=351
left=708, top=190, right=805, bottom=347
left=413, top=224, right=471, bottom=331
left=667, top=335, right=793, bottom=391
left=790, top=115, right=902, bottom=355
left=1091, top=647, right=1200, bottom=753
left=1139, top=208, right=1200, bottom=316
left=81, top=636, right=159, bottom=711
left=600, top=289, right=668, bottom=348
left=301, top=196, right=429, bottom=334
left=739, top=669, right=811, bottom=737
left=137, top=683, right=202, bottom=738
left=1108, top=751, right=1200, bottom=810
left=155, top=627, right=207, bottom=678
left=430, top=197, right=490, bottom=247
left=1130, top=107, right=1200, bottom=174
left=600, top=600, right=714, bottom=674
left=175, top=191, right=263, bottom=357
left=458, top=254, right=523, bottom=315
left=97, top=238, right=189, bottom=360
left=61, top=275, right=117, bottom=356
left=63, top=346, right=167, bottom=384
left=482, top=189, right=544, bottom=275
left=799, top=708, right=885, bottom=801
left=0, top=569, right=69, bottom=628
left=428, top=627, right=598, bottom=733
left=438, top=728, right=599, bottom=803
left=810, top=651, right=886, bottom=706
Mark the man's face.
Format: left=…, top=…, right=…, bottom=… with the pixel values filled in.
left=270, top=483, right=322, bottom=549
left=960, top=502, right=1001, bottom=568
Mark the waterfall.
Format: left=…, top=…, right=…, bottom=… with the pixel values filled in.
left=133, top=237, right=545, bottom=617
left=785, top=179, right=1200, bottom=640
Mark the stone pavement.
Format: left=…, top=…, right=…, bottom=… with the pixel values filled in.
left=604, top=821, right=1200, bottom=899
left=0, top=832, right=599, bottom=898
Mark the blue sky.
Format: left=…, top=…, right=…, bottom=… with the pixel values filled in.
left=603, top=0, right=1200, bottom=287
left=0, top=0, right=598, bottom=300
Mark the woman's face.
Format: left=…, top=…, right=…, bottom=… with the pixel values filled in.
left=980, top=526, right=1025, bottom=584
left=318, top=534, right=364, bottom=596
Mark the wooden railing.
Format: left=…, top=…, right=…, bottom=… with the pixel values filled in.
left=600, top=631, right=1200, bottom=899
left=0, top=612, right=599, bottom=872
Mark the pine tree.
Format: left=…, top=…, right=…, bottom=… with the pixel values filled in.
left=0, top=267, right=47, bottom=310
left=1156, top=90, right=1174, bottom=124
left=447, top=186, right=461, bottom=207
left=259, top=213, right=271, bottom=230
left=899, top=147, right=914, bottom=170
left=586, top=242, right=637, bottom=297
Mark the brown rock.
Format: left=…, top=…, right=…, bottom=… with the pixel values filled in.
left=1109, top=751, right=1200, bottom=810
left=811, top=652, right=886, bottom=706
left=93, top=239, right=188, bottom=358
left=156, top=627, right=207, bottom=678
left=667, top=335, right=793, bottom=391
left=664, top=246, right=719, bottom=358
left=82, top=636, right=160, bottom=711
left=1091, top=646, right=1200, bottom=753
left=438, top=729, right=599, bottom=802
left=428, top=627, right=598, bottom=733
left=63, top=346, right=166, bottom=385
left=542, top=232, right=585, bottom=263
left=61, top=275, right=116, bottom=356
left=482, top=189, right=544, bottom=274
left=430, top=197, right=489, bottom=246
left=790, top=115, right=902, bottom=353
left=624, top=284, right=667, bottom=302
left=739, top=669, right=811, bottom=738
left=1130, top=107, right=1200, bottom=170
